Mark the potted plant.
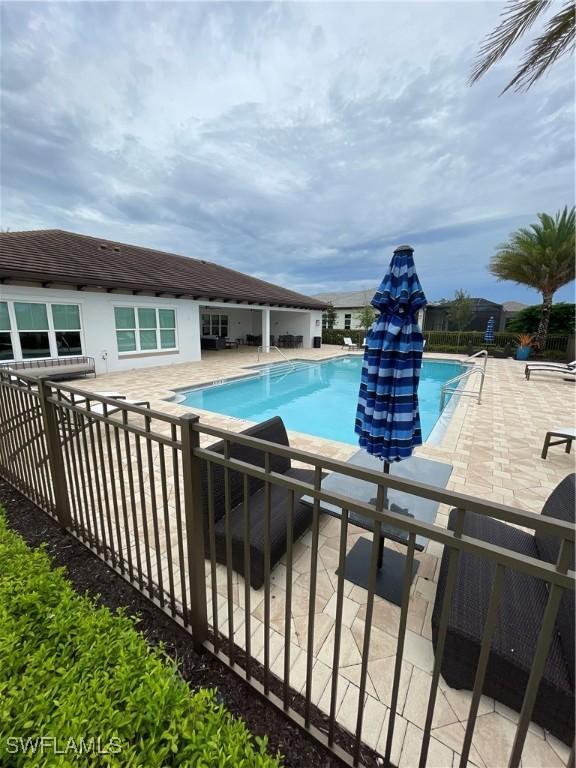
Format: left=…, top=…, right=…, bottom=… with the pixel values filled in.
left=515, top=333, right=534, bottom=361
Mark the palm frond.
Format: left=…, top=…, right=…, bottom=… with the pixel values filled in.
left=503, top=1, right=576, bottom=91
left=469, top=0, right=551, bottom=84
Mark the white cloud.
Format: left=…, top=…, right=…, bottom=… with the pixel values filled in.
left=1, top=1, right=574, bottom=303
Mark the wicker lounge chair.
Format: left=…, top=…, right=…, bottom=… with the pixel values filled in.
left=200, top=416, right=319, bottom=589
left=432, top=473, right=575, bottom=744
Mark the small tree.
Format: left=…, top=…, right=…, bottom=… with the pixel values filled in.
left=322, top=303, right=337, bottom=330
left=355, top=304, right=376, bottom=336
left=446, top=290, right=474, bottom=350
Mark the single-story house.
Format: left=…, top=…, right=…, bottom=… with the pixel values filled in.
left=314, top=290, right=375, bottom=331
left=314, top=289, right=425, bottom=331
left=0, top=230, right=326, bottom=374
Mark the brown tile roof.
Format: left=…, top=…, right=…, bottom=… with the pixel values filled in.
left=0, top=229, right=326, bottom=310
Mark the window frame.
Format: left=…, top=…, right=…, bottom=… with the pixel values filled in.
left=114, top=304, right=178, bottom=356
left=344, top=313, right=352, bottom=330
left=2, top=300, right=85, bottom=362
left=201, top=312, right=229, bottom=338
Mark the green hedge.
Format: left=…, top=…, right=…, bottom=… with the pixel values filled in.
left=322, top=329, right=365, bottom=345
left=322, top=329, right=571, bottom=359
left=0, top=512, right=281, bottom=767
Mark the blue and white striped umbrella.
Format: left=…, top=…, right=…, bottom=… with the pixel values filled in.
left=355, top=245, right=427, bottom=463
left=484, top=316, right=495, bottom=344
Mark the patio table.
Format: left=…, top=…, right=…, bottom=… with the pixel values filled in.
left=301, top=451, right=452, bottom=604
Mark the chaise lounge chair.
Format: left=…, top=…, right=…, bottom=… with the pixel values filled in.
left=342, top=337, right=359, bottom=351
left=432, top=474, right=575, bottom=744
left=200, top=416, right=320, bottom=589
left=525, top=360, right=576, bottom=380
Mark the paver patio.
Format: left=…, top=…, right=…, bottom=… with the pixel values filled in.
left=70, top=346, right=575, bottom=767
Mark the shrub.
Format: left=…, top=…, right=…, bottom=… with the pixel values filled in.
left=0, top=513, right=281, bottom=767
left=322, top=329, right=364, bottom=345
left=506, top=303, right=575, bottom=335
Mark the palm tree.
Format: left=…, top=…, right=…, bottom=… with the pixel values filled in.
left=490, top=207, right=575, bottom=349
left=470, top=0, right=575, bottom=94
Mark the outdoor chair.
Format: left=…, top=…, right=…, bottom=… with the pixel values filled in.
left=525, top=360, right=576, bottom=381
left=342, top=337, right=359, bottom=350
left=432, top=473, right=575, bottom=744
left=541, top=428, right=575, bottom=459
left=200, top=416, right=320, bottom=589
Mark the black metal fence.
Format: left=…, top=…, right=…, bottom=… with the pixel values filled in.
left=0, top=368, right=574, bottom=768
left=321, top=329, right=571, bottom=357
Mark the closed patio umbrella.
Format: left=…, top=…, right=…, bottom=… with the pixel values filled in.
left=355, top=244, right=427, bottom=463
left=352, top=244, right=427, bottom=601
left=484, top=315, right=495, bottom=344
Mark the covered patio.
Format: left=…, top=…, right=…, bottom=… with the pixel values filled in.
left=199, top=304, right=322, bottom=354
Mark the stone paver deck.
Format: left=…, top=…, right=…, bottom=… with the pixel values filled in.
left=71, top=346, right=575, bottom=767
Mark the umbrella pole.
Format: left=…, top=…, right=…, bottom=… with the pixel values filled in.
left=378, top=461, right=389, bottom=570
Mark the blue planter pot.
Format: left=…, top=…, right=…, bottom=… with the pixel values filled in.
left=516, top=346, right=531, bottom=361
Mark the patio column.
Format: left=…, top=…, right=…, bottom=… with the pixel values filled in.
left=262, top=307, right=271, bottom=353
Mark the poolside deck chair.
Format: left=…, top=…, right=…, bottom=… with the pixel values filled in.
left=542, top=427, right=575, bottom=459
left=432, top=474, right=575, bottom=745
left=342, top=337, right=359, bottom=350
left=525, top=360, right=576, bottom=380
left=200, top=417, right=323, bottom=589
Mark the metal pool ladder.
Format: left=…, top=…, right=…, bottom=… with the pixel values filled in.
left=440, top=349, right=487, bottom=411
left=256, top=345, right=295, bottom=370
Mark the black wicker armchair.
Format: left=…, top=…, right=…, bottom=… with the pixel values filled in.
left=432, top=473, right=575, bottom=744
left=200, top=417, right=318, bottom=589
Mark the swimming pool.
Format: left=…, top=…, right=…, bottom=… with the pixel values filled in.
left=177, top=356, right=464, bottom=445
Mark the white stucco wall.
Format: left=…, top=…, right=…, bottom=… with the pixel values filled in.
left=270, top=309, right=323, bottom=347
left=1, top=284, right=201, bottom=374
left=1, top=285, right=323, bottom=372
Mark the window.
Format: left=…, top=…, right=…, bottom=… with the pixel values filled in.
left=201, top=313, right=228, bottom=338
left=52, top=304, right=82, bottom=356
left=344, top=313, right=352, bottom=330
left=14, top=302, right=51, bottom=359
left=0, top=302, right=13, bottom=361
left=2, top=301, right=83, bottom=361
left=114, top=306, right=177, bottom=354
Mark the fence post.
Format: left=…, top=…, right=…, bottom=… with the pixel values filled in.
left=37, top=378, right=72, bottom=529
left=180, top=413, right=209, bottom=650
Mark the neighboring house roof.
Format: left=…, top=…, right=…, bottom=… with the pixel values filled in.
left=0, top=229, right=326, bottom=310
left=313, top=289, right=376, bottom=308
left=427, top=298, right=503, bottom=310
left=502, top=301, right=528, bottom=313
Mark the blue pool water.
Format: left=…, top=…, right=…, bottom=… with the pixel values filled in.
left=179, top=357, right=463, bottom=445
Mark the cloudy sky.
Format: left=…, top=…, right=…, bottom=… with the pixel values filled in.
left=1, top=1, right=574, bottom=304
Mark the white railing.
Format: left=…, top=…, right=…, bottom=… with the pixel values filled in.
left=257, top=345, right=294, bottom=367
left=440, top=351, right=488, bottom=410
left=465, top=349, right=488, bottom=370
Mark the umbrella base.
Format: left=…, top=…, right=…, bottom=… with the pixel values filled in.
left=339, top=536, right=420, bottom=606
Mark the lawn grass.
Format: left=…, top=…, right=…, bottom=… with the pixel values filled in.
left=0, top=510, right=282, bottom=767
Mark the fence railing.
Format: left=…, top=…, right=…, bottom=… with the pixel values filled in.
left=0, top=368, right=574, bottom=768
left=321, top=329, right=571, bottom=356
